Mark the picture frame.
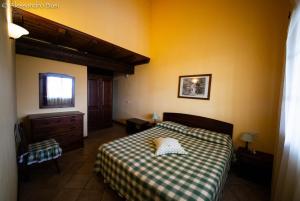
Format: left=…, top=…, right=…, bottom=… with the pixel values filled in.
left=178, top=74, right=212, bottom=100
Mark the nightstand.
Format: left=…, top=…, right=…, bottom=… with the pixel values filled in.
left=236, top=147, right=273, bottom=184
left=126, top=118, right=150, bottom=134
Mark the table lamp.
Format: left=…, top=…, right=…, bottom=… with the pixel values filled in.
left=152, top=112, right=159, bottom=123
left=240, top=132, right=255, bottom=151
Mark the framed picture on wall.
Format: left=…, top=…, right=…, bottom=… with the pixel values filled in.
left=178, top=74, right=212, bottom=100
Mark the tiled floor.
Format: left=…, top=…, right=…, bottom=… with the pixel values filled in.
left=19, top=124, right=271, bottom=201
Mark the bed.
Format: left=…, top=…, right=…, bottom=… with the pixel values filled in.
left=95, top=113, right=234, bottom=201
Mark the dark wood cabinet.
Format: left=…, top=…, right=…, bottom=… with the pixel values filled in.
left=88, top=74, right=112, bottom=131
left=101, top=77, right=113, bottom=127
left=236, top=147, right=273, bottom=184
left=126, top=118, right=152, bottom=134
left=26, top=111, right=84, bottom=151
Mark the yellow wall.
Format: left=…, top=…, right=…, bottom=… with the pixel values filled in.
left=113, top=0, right=289, bottom=154
left=16, top=55, right=88, bottom=136
left=13, top=0, right=151, bottom=56
left=12, top=0, right=289, bottom=153
left=0, top=0, right=18, bottom=200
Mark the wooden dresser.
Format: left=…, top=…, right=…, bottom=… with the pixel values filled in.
left=26, top=111, right=84, bottom=151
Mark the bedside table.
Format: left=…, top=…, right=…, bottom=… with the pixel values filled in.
left=236, top=147, right=273, bottom=184
left=126, top=118, right=150, bottom=134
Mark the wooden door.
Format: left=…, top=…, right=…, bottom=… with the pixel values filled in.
left=88, top=75, right=112, bottom=131
left=101, top=78, right=112, bottom=127
left=88, top=75, right=102, bottom=131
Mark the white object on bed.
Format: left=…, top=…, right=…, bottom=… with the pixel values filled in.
left=153, top=137, right=187, bottom=156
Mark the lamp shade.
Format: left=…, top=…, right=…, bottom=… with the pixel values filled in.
left=152, top=112, right=159, bottom=121
left=8, top=23, right=29, bottom=39
left=240, top=132, right=255, bottom=142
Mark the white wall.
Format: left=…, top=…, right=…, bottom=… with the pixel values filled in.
left=16, top=55, right=88, bottom=137
left=0, top=0, right=18, bottom=200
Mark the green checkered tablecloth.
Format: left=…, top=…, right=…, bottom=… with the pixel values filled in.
left=95, top=123, right=233, bottom=201
left=19, top=139, right=62, bottom=165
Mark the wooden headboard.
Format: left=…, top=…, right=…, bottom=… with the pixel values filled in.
left=163, top=112, right=233, bottom=137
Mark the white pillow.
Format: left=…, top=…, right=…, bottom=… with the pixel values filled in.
left=153, top=137, right=187, bottom=156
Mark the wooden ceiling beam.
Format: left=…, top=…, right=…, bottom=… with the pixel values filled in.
left=16, top=37, right=134, bottom=74
left=12, top=7, right=150, bottom=72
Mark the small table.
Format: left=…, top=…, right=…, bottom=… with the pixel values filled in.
left=126, top=118, right=151, bottom=134
left=236, top=147, right=273, bottom=184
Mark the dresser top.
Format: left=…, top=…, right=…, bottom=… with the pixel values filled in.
left=27, top=111, right=84, bottom=120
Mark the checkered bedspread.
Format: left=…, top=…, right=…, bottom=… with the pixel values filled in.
left=19, top=139, right=62, bottom=165
left=95, top=125, right=233, bottom=201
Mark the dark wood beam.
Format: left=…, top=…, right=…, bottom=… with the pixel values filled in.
left=16, top=37, right=134, bottom=74
left=12, top=7, right=150, bottom=72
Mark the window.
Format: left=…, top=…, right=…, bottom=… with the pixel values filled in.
left=39, top=73, right=75, bottom=108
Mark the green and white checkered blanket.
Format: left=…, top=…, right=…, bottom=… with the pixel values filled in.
left=19, top=139, right=62, bottom=165
left=95, top=124, right=232, bottom=201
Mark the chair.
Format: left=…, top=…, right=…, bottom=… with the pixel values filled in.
left=15, top=122, right=62, bottom=180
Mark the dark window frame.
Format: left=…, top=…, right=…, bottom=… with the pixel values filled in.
left=39, top=73, right=75, bottom=108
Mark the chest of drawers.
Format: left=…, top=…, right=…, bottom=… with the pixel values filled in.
left=26, top=111, right=84, bottom=151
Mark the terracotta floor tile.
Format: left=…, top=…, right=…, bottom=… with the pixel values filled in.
left=101, top=186, right=124, bottom=201
left=43, top=173, right=73, bottom=189
left=67, top=162, right=86, bottom=174
left=19, top=188, right=57, bottom=201
left=64, top=174, right=92, bottom=189
left=53, top=189, right=82, bottom=201
left=76, top=190, right=103, bottom=201
left=76, top=162, right=95, bottom=174
left=85, top=175, right=105, bottom=191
